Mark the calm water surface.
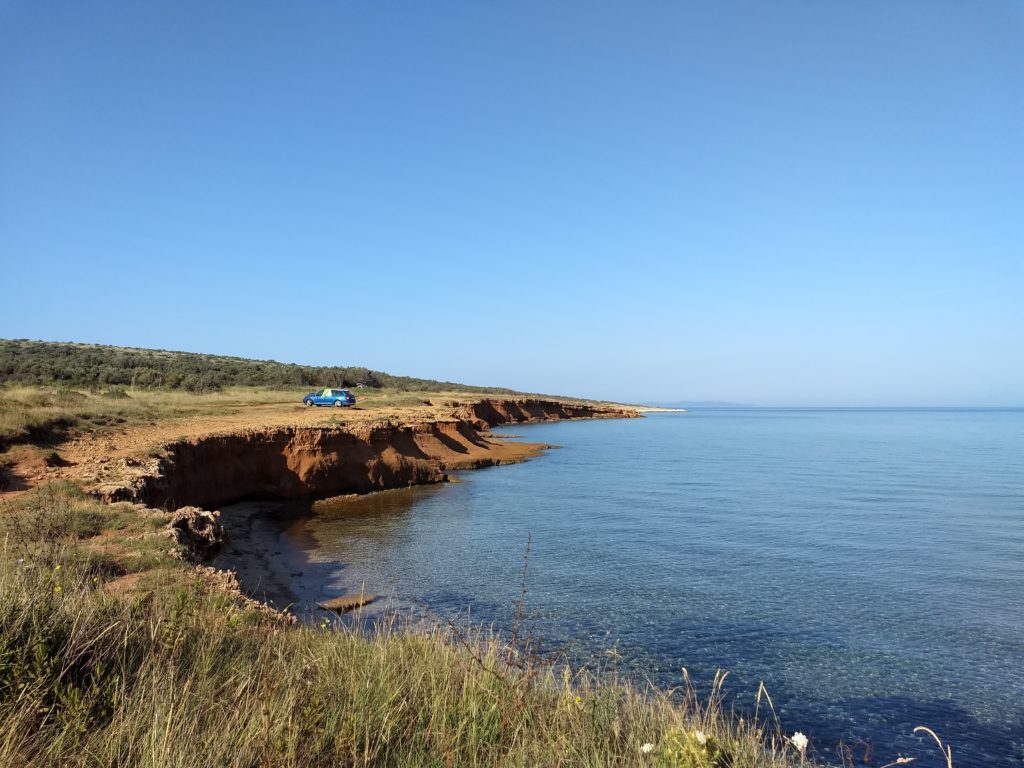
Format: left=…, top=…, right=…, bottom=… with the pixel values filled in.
left=272, top=410, right=1023, bottom=767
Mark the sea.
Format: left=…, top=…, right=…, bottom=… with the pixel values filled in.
left=231, top=409, right=1024, bottom=767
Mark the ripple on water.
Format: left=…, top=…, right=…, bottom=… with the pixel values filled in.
left=278, top=409, right=1024, bottom=768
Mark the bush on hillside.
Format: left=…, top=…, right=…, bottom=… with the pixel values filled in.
left=0, top=339, right=517, bottom=395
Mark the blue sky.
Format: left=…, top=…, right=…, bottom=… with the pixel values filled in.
left=1, top=1, right=1021, bottom=405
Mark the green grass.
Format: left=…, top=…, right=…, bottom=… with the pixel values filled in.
left=0, top=482, right=174, bottom=576
left=0, top=485, right=821, bottom=768
left=0, top=559, right=807, bottom=768
left=0, top=338, right=521, bottom=396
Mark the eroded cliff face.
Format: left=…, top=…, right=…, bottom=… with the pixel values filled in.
left=133, top=420, right=492, bottom=509
left=102, top=400, right=638, bottom=510
left=453, top=398, right=637, bottom=429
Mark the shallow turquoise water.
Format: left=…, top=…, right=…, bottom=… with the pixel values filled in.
left=278, top=409, right=1024, bottom=767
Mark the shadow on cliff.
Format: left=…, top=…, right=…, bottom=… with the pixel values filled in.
left=147, top=427, right=447, bottom=509
left=211, top=498, right=345, bottom=615
left=213, top=486, right=452, bottom=619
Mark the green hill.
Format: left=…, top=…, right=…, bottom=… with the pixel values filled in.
left=0, top=339, right=517, bottom=395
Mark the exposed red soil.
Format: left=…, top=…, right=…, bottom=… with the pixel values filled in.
left=5, top=397, right=638, bottom=509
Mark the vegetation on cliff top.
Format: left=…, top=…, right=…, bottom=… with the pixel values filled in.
left=0, top=339, right=519, bottom=395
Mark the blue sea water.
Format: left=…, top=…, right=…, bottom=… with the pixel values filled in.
left=278, top=409, right=1024, bottom=767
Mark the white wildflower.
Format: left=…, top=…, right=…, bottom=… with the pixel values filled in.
left=694, top=730, right=707, bottom=745
left=790, top=731, right=808, bottom=753
left=640, top=743, right=654, bottom=754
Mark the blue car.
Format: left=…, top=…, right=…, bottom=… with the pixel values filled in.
left=303, top=388, right=356, bottom=408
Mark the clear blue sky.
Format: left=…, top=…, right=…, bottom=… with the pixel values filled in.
left=1, top=2, right=1021, bottom=405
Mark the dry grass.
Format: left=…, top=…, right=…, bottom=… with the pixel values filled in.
left=0, top=484, right=961, bottom=768
left=0, top=385, right=327, bottom=447
left=0, top=384, right=558, bottom=450
left=0, top=485, right=820, bottom=768
left=0, top=561, right=811, bottom=767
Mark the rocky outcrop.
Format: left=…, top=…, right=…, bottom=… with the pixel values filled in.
left=96, top=398, right=639, bottom=511
left=168, top=506, right=226, bottom=561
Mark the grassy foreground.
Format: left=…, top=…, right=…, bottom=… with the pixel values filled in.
left=0, top=485, right=813, bottom=768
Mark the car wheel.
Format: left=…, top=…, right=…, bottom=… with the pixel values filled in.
left=305, top=400, right=314, bottom=407
left=334, top=400, right=344, bottom=408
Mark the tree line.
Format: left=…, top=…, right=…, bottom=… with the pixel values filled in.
left=0, top=340, right=516, bottom=395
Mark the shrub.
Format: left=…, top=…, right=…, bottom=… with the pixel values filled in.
left=0, top=339, right=520, bottom=395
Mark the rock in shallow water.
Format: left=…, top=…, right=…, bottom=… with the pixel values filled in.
left=318, top=594, right=377, bottom=614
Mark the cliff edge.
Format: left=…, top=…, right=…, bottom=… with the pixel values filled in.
left=56, top=397, right=638, bottom=509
